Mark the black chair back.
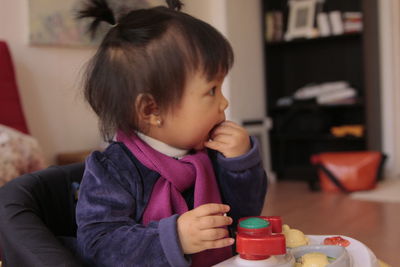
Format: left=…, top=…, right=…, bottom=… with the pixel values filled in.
left=0, top=163, right=85, bottom=267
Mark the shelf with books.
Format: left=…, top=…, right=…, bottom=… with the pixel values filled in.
left=262, top=0, right=381, bottom=181
left=269, top=101, right=364, bottom=113
left=265, top=45, right=364, bottom=110
left=263, top=0, right=363, bottom=42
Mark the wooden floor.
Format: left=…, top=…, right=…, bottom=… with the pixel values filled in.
left=260, top=181, right=400, bottom=266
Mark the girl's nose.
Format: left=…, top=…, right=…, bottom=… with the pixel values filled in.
left=220, top=95, right=229, bottom=111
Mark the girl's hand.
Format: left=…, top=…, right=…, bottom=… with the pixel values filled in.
left=205, top=121, right=251, bottom=158
left=177, top=204, right=234, bottom=254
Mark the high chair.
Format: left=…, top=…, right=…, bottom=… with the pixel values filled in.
left=0, top=163, right=85, bottom=266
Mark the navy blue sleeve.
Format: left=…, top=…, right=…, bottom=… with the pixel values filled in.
left=76, top=152, right=190, bottom=267
left=213, top=136, right=268, bottom=223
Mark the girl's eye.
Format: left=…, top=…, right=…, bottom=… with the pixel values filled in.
left=209, top=86, right=216, bottom=96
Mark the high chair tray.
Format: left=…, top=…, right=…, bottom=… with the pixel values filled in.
left=213, top=235, right=379, bottom=267
left=306, top=235, right=379, bottom=267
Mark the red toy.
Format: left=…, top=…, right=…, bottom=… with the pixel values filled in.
left=236, top=216, right=286, bottom=260
left=323, top=236, right=351, bottom=247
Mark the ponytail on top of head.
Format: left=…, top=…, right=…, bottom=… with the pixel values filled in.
left=77, top=0, right=116, bottom=37
left=77, top=0, right=183, bottom=37
left=166, top=0, right=183, bottom=11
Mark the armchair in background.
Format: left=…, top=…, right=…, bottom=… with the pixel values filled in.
left=0, top=40, right=46, bottom=185
left=0, top=40, right=29, bottom=134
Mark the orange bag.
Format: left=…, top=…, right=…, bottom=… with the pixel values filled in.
left=311, top=151, right=386, bottom=192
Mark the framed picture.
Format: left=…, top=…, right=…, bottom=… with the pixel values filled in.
left=285, top=0, right=318, bottom=41
left=28, top=0, right=106, bottom=46
left=28, top=0, right=162, bottom=47
left=243, top=119, right=276, bottom=183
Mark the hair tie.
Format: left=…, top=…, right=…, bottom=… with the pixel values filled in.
left=77, top=0, right=116, bottom=38
left=165, top=0, right=183, bottom=11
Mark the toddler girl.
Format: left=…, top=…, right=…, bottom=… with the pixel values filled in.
left=76, top=0, right=267, bottom=266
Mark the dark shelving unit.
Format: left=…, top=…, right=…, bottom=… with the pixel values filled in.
left=262, top=0, right=381, bottom=181
left=267, top=32, right=362, bottom=47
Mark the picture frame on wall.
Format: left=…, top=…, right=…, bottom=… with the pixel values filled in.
left=285, top=0, right=318, bottom=41
left=28, top=0, right=106, bottom=46
left=28, top=0, right=163, bottom=46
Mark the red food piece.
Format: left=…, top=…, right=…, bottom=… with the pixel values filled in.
left=324, top=236, right=351, bottom=247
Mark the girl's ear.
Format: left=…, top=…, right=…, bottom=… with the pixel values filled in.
left=135, top=93, right=161, bottom=129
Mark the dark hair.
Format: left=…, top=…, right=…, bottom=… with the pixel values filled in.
left=79, top=0, right=234, bottom=141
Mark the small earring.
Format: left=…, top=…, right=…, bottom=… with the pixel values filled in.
left=156, top=119, right=162, bottom=127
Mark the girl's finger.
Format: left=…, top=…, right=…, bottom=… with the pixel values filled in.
left=212, top=125, right=248, bottom=139
left=200, top=228, right=229, bottom=241
left=198, top=215, right=233, bottom=230
left=203, top=238, right=235, bottom=250
left=211, top=124, right=235, bottom=135
left=209, top=133, right=231, bottom=142
left=204, top=140, right=226, bottom=151
left=192, top=203, right=230, bottom=217
left=220, top=120, right=246, bottom=131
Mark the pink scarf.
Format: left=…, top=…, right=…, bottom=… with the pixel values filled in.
left=116, top=131, right=232, bottom=266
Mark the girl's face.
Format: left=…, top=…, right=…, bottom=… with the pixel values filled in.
left=159, top=71, right=229, bottom=150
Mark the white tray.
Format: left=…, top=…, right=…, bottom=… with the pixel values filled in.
left=213, top=235, right=379, bottom=267
left=307, top=235, right=379, bottom=267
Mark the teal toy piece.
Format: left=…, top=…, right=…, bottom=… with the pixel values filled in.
left=239, top=217, right=270, bottom=229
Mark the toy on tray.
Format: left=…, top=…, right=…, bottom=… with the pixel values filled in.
left=282, top=224, right=309, bottom=248
left=213, top=216, right=380, bottom=267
